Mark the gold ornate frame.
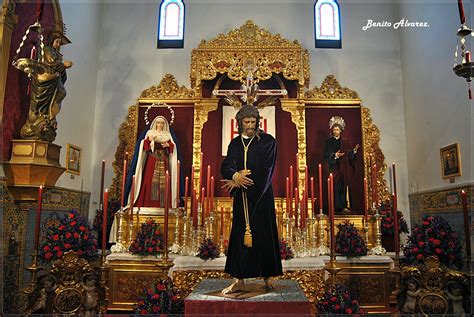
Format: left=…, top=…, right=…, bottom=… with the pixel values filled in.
left=66, top=143, right=81, bottom=175
left=440, top=143, right=462, bottom=179
left=111, top=21, right=389, bottom=205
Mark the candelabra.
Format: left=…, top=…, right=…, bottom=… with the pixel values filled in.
left=325, top=252, right=342, bottom=285
left=369, top=205, right=386, bottom=255
left=316, top=211, right=330, bottom=256
left=283, top=216, right=291, bottom=242
left=207, top=212, right=215, bottom=240
left=170, top=208, right=181, bottom=254
left=111, top=208, right=127, bottom=253
left=23, top=251, right=43, bottom=295
left=128, top=212, right=134, bottom=247
left=309, top=216, right=318, bottom=256
left=181, top=214, right=190, bottom=255
left=364, top=216, right=370, bottom=248
left=98, top=247, right=110, bottom=314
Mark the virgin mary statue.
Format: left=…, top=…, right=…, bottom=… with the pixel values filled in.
left=125, top=115, right=180, bottom=209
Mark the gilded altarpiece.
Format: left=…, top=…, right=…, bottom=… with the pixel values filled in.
left=109, top=21, right=391, bottom=312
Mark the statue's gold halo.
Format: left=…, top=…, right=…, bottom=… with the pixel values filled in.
left=13, top=58, right=47, bottom=76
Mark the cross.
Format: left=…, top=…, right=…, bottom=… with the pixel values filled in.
left=212, top=59, right=287, bottom=101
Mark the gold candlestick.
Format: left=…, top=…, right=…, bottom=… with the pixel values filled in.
left=111, top=208, right=127, bottom=253
left=170, top=208, right=181, bottom=254
left=369, top=205, right=386, bottom=255
left=23, top=251, right=43, bottom=295
left=98, top=249, right=110, bottom=314
left=316, top=211, right=330, bottom=256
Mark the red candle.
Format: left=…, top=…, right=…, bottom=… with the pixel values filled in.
left=318, top=164, right=323, bottom=211
left=206, top=165, right=211, bottom=215
left=392, top=163, right=397, bottom=197
left=372, top=164, right=377, bottom=207
left=458, top=0, right=466, bottom=25
left=201, top=187, right=205, bottom=227
left=327, top=178, right=331, bottom=214
left=301, top=190, right=306, bottom=228
left=393, top=193, right=400, bottom=257
left=466, top=51, right=471, bottom=63
left=176, top=160, right=180, bottom=208
left=184, top=176, right=189, bottom=215
left=328, top=178, right=335, bottom=255
left=164, top=171, right=170, bottom=253
left=363, top=177, right=368, bottom=223
left=294, top=187, right=299, bottom=227
left=121, top=158, right=127, bottom=208
left=296, top=154, right=299, bottom=189
left=99, top=160, right=105, bottom=209
left=192, top=188, right=197, bottom=229
left=310, top=177, right=315, bottom=218
left=34, top=186, right=43, bottom=251
left=461, top=190, right=470, bottom=261
left=102, top=189, right=108, bottom=251
left=289, top=166, right=294, bottom=217
left=286, top=177, right=290, bottom=218
left=130, top=175, right=135, bottom=223
left=329, top=173, right=334, bottom=215
left=304, top=165, right=308, bottom=200
left=220, top=206, right=224, bottom=238
left=210, top=177, right=215, bottom=215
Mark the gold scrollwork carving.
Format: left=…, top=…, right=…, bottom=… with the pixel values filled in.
left=362, top=106, right=389, bottom=204
left=191, top=20, right=310, bottom=93
left=140, top=74, right=195, bottom=99
left=110, top=105, right=138, bottom=202
left=305, top=75, right=360, bottom=100
left=280, top=100, right=307, bottom=192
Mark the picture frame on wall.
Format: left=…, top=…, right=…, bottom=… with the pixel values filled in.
left=440, top=143, right=461, bottom=179
left=66, top=144, right=81, bottom=175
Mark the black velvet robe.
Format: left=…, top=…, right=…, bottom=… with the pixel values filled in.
left=324, top=136, right=356, bottom=211
left=221, top=133, right=283, bottom=279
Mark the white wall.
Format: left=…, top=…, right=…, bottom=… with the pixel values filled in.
left=397, top=2, right=472, bottom=194
left=88, top=0, right=411, bottom=224
left=54, top=1, right=103, bottom=201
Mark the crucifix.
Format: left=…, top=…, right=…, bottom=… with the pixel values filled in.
left=212, top=59, right=287, bottom=108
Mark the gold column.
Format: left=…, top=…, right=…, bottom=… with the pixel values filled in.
left=191, top=98, right=218, bottom=191
left=0, top=1, right=18, bottom=127
left=280, top=99, right=307, bottom=193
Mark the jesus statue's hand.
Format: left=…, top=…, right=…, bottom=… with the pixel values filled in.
left=221, top=179, right=238, bottom=192
left=233, top=170, right=253, bottom=189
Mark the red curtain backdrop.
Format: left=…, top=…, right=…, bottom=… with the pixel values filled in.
left=305, top=106, right=364, bottom=214
left=2, top=3, right=55, bottom=161
left=136, top=106, right=194, bottom=184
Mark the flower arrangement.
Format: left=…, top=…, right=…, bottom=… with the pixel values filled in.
left=39, top=210, right=98, bottom=263
left=133, top=278, right=184, bottom=315
left=279, top=239, right=294, bottom=260
left=335, top=220, right=368, bottom=257
left=378, top=201, right=409, bottom=236
left=403, top=215, right=463, bottom=269
left=317, top=283, right=364, bottom=315
left=129, top=218, right=164, bottom=256
left=197, top=238, right=220, bottom=260
left=92, top=199, right=119, bottom=249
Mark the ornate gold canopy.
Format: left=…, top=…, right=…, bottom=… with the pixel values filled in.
left=190, top=20, right=310, bottom=95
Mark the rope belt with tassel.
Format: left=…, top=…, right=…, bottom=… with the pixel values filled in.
left=241, top=135, right=255, bottom=248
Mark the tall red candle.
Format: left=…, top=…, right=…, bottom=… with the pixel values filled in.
left=363, top=177, right=368, bottom=223
left=201, top=187, right=205, bottom=227
left=99, top=160, right=105, bottom=208
left=121, top=158, right=127, bottom=208
left=102, top=189, right=108, bottom=251
left=328, top=178, right=335, bottom=255
left=301, top=189, right=306, bottom=228
left=34, top=186, right=43, bottom=251
left=296, top=154, right=299, bottom=190
left=286, top=177, right=290, bottom=217
left=289, top=165, right=294, bottom=208
left=310, top=177, right=315, bottom=218
left=220, top=206, right=224, bottom=238
left=393, top=193, right=400, bottom=257
left=210, top=177, right=215, bottom=214
left=164, top=171, right=170, bottom=253
left=458, top=0, right=466, bottom=24
left=304, top=165, right=308, bottom=200
left=318, top=164, right=323, bottom=211
left=392, top=163, right=397, bottom=197
left=130, top=175, right=135, bottom=224
left=294, top=187, right=299, bottom=227
left=327, top=178, right=331, bottom=214
left=372, top=164, right=377, bottom=207
left=206, top=165, right=211, bottom=215
left=192, top=188, right=197, bottom=229
left=176, top=160, right=180, bottom=208
left=329, top=173, right=334, bottom=215
left=184, top=176, right=189, bottom=215
left=461, top=190, right=471, bottom=261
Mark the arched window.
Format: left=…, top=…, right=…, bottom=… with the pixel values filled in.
left=314, top=0, right=341, bottom=49
left=158, top=0, right=185, bottom=48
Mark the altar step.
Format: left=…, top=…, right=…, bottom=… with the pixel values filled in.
left=185, top=278, right=312, bottom=316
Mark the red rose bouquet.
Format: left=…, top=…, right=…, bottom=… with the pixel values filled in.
left=133, top=278, right=184, bottom=315
left=129, top=218, right=164, bottom=256
left=335, top=220, right=368, bottom=257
